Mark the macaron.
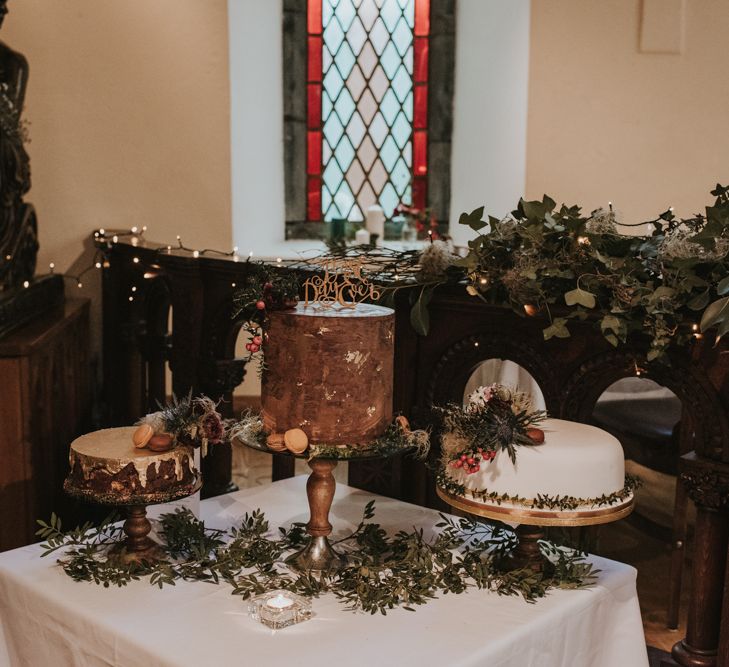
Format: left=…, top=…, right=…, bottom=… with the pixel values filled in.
left=284, top=428, right=309, bottom=454
left=132, top=423, right=154, bottom=449
left=148, top=433, right=174, bottom=452
left=266, top=433, right=287, bottom=452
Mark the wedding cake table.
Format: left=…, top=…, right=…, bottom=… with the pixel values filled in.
left=0, top=477, right=649, bottom=667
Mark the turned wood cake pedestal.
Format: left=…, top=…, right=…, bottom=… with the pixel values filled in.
left=436, top=486, right=634, bottom=572
left=239, top=436, right=403, bottom=573
left=64, top=479, right=202, bottom=565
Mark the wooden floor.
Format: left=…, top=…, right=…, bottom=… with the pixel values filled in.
left=599, top=517, right=688, bottom=653
left=232, top=444, right=689, bottom=657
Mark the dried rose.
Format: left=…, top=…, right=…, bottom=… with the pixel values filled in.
left=201, top=413, right=225, bottom=445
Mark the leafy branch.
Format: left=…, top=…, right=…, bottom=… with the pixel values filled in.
left=37, top=504, right=595, bottom=613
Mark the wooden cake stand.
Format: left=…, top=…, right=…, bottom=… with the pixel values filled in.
left=436, top=486, right=634, bottom=572
left=64, top=478, right=202, bottom=565
left=239, top=435, right=404, bottom=574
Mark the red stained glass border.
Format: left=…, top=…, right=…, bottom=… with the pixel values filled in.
left=307, top=131, right=322, bottom=174
left=413, top=37, right=429, bottom=83
left=307, top=0, right=322, bottom=35
left=413, top=130, right=427, bottom=177
left=414, top=85, right=428, bottom=129
left=307, top=175, right=322, bottom=222
left=307, top=37, right=323, bottom=82
left=413, top=0, right=430, bottom=212
left=307, top=83, right=322, bottom=129
left=307, top=0, right=323, bottom=221
left=414, top=0, right=430, bottom=37
left=412, top=178, right=426, bottom=210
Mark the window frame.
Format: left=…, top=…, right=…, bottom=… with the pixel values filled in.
left=282, top=0, right=455, bottom=239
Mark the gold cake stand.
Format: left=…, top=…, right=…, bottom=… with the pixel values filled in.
left=64, top=477, right=202, bottom=565
left=436, top=486, right=634, bottom=572
left=239, top=435, right=406, bottom=574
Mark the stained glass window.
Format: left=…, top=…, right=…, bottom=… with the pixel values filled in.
left=307, top=0, right=430, bottom=223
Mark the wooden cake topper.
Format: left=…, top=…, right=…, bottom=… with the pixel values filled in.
left=303, top=257, right=381, bottom=309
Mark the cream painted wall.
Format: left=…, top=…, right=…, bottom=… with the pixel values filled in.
left=526, top=0, right=729, bottom=223
left=449, top=0, right=531, bottom=248
left=3, top=1, right=231, bottom=384
left=4, top=0, right=232, bottom=275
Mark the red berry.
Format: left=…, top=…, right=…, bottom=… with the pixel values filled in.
left=252, top=335, right=262, bottom=345
left=245, top=343, right=252, bottom=352
left=460, top=454, right=467, bottom=461
left=249, top=343, right=260, bottom=353
left=467, top=458, right=475, bottom=465
left=454, top=460, right=463, bottom=468
left=263, top=282, right=273, bottom=291
left=473, top=464, right=480, bottom=472
left=255, top=300, right=266, bottom=310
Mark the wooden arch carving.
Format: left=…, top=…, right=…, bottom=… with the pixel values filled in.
left=425, top=331, right=560, bottom=414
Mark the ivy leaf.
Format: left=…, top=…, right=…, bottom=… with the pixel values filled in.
left=604, top=333, right=619, bottom=347
left=453, top=253, right=478, bottom=269
left=687, top=290, right=710, bottom=311
left=718, top=275, right=729, bottom=296
left=600, top=315, right=627, bottom=343
left=458, top=207, right=486, bottom=231
left=543, top=318, right=570, bottom=340
left=651, top=286, right=676, bottom=301
left=701, top=296, right=729, bottom=333
left=410, top=287, right=434, bottom=336
left=564, top=288, right=596, bottom=309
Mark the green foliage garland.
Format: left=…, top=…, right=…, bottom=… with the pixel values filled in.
left=37, top=503, right=595, bottom=611
left=436, top=469, right=640, bottom=512
left=457, top=185, right=729, bottom=360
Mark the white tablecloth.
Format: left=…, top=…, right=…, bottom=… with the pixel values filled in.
left=0, top=477, right=649, bottom=667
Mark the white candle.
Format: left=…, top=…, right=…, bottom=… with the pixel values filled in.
left=365, top=205, right=385, bottom=245
left=266, top=593, right=294, bottom=610
left=355, top=227, right=370, bottom=245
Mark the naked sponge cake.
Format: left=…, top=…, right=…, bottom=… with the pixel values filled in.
left=66, top=426, right=200, bottom=504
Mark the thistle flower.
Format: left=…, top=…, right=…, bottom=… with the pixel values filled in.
left=418, top=239, right=453, bottom=280
left=586, top=207, right=621, bottom=235
left=659, top=226, right=729, bottom=261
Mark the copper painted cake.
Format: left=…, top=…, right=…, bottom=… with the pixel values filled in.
left=261, top=302, right=394, bottom=446
left=66, top=426, right=201, bottom=504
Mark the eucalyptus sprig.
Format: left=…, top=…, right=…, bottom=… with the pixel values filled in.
left=38, top=503, right=595, bottom=613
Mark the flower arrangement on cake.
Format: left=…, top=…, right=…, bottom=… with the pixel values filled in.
left=436, top=385, right=638, bottom=516
left=438, top=384, right=547, bottom=469
left=136, top=393, right=228, bottom=456
left=232, top=262, right=300, bottom=372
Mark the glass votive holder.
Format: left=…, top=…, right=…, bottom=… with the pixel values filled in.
left=248, top=590, right=313, bottom=629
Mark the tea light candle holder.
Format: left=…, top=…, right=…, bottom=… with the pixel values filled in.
left=248, top=590, right=313, bottom=629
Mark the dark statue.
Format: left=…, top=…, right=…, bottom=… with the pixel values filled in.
left=0, top=0, right=37, bottom=291
left=0, top=0, right=63, bottom=340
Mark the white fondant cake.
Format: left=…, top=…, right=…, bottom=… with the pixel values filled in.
left=445, top=418, right=627, bottom=507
